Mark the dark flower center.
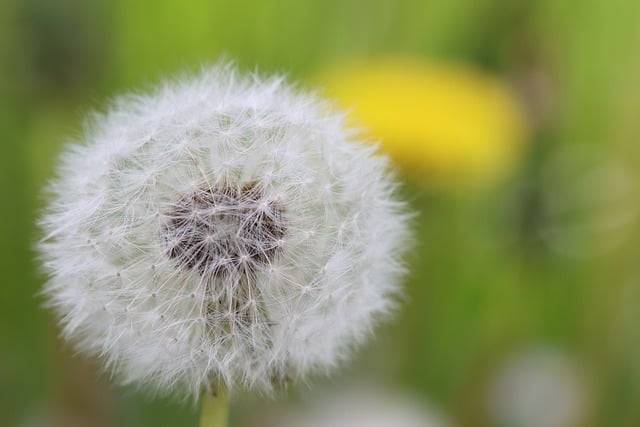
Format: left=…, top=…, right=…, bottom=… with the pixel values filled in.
left=163, top=182, right=286, bottom=276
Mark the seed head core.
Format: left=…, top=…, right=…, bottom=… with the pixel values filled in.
left=164, top=183, right=286, bottom=276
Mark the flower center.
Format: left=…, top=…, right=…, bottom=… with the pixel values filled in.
left=163, top=183, right=285, bottom=276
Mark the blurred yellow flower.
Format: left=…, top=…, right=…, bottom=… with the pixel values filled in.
left=320, top=58, right=529, bottom=189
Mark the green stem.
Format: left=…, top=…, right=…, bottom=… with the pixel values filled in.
left=199, top=385, right=229, bottom=427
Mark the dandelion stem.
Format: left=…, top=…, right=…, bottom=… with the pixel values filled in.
left=199, top=385, right=229, bottom=427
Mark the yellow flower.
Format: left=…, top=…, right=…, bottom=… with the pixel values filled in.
left=320, top=58, right=529, bottom=189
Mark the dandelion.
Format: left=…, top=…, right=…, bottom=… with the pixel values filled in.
left=38, top=63, right=410, bottom=407
left=537, top=145, right=638, bottom=258
left=320, top=57, right=529, bottom=189
left=264, top=385, right=449, bottom=427
left=488, top=346, right=589, bottom=427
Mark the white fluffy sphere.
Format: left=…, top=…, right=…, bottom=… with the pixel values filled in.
left=39, top=64, right=410, bottom=398
left=488, top=347, right=589, bottom=427
left=269, top=385, right=449, bottom=427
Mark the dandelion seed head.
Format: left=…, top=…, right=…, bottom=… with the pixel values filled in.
left=163, top=182, right=286, bottom=277
left=269, top=385, right=449, bottom=427
left=488, top=347, right=589, bottom=427
left=38, top=63, right=410, bottom=398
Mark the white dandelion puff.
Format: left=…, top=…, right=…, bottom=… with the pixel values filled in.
left=38, top=63, right=411, bottom=398
left=488, top=346, right=590, bottom=427
left=265, top=385, right=450, bottom=427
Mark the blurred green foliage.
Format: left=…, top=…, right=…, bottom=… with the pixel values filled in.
left=1, top=1, right=640, bottom=426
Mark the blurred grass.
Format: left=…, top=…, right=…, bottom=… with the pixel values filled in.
left=1, top=0, right=640, bottom=426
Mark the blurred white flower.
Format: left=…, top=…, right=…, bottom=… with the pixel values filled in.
left=269, top=386, right=449, bottom=427
left=39, top=63, right=410, bottom=398
left=488, top=347, right=589, bottom=427
left=539, top=145, right=639, bottom=258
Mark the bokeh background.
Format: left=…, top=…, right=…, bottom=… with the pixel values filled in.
left=1, top=0, right=640, bottom=426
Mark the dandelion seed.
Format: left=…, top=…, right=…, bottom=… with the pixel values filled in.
left=38, top=63, right=410, bottom=398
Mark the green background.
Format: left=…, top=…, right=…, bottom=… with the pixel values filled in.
left=1, top=0, right=640, bottom=426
